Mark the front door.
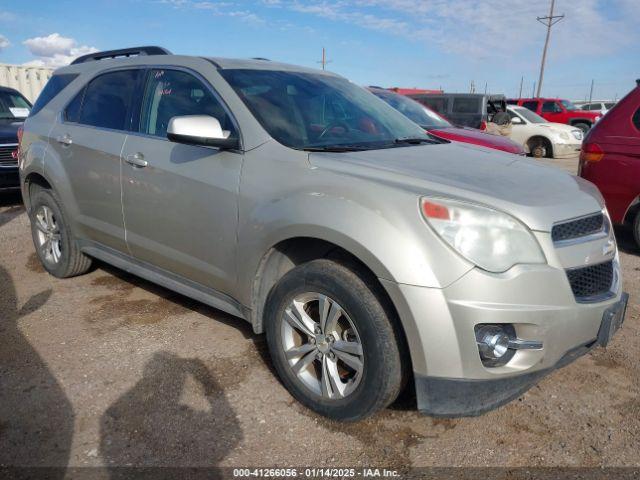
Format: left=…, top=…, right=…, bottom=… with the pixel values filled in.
left=121, top=68, right=242, bottom=294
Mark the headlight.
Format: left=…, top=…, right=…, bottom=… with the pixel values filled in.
left=559, top=131, right=570, bottom=141
left=420, top=197, right=546, bottom=272
left=571, top=129, right=583, bottom=141
left=595, top=116, right=601, bottom=122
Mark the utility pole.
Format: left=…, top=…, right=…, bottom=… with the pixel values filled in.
left=532, top=81, right=536, bottom=97
left=518, top=76, right=523, bottom=98
left=536, top=0, right=564, bottom=97
left=484, top=81, right=487, bottom=94
left=588, top=79, right=594, bottom=104
left=317, top=47, right=332, bottom=70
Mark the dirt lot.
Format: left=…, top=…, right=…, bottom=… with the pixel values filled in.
left=1, top=157, right=639, bottom=472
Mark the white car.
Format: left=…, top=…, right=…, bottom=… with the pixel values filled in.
left=507, top=106, right=583, bottom=159
left=575, top=100, right=616, bottom=115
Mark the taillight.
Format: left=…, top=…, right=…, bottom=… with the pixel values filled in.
left=480, top=120, right=487, bottom=130
left=580, top=142, right=604, bottom=163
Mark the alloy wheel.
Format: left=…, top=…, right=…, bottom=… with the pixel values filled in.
left=34, top=205, right=63, bottom=265
left=280, top=292, right=364, bottom=399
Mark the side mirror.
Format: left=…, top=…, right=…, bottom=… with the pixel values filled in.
left=511, top=116, right=524, bottom=124
left=167, top=115, right=239, bottom=150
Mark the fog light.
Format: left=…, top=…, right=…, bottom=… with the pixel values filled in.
left=475, top=324, right=516, bottom=367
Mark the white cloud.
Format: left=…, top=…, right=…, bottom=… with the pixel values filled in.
left=22, top=33, right=98, bottom=68
left=0, top=34, right=9, bottom=51
left=265, top=0, right=639, bottom=60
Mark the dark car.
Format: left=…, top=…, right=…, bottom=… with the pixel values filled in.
left=405, top=92, right=508, bottom=130
left=369, top=88, right=523, bottom=154
left=0, top=86, right=32, bottom=191
left=578, top=80, right=640, bottom=247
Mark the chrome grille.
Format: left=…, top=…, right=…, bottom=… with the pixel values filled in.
left=566, top=260, right=614, bottom=301
left=552, top=213, right=604, bottom=243
left=0, top=144, right=18, bottom=167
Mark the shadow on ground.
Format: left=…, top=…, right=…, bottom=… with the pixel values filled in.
left=0, top=265, right=72, bottom=477
left=100, top=352, right=243, bottom=476
left=0, top=191, right=24, bottom=228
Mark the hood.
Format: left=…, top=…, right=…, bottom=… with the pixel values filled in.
left=308, top=142, right=602, bottom=232
left=536, top=122, right=582, bottom=134
left=0, top=119, right=23, bottom=144
left=430, top=126, right=524, bottom=154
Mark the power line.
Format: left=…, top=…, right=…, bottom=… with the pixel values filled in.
left=536, top=0, right=564, bottom=97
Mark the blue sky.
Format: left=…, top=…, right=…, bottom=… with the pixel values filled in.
left=0, top=0, right=637, bottom=100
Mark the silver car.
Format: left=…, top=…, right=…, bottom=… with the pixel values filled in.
left=19, top=47, right=628, bottom=421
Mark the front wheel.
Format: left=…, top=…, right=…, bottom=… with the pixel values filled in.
left=573, top=122, right=591, bottom=134
left=265, top=259, right=405, bottom=421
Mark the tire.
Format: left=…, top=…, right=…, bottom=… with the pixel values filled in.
left=264, top=259, right=405, bottom=421
left=634, top=211, right=640, bottom=251
left=529, top=137, right=550, bottom=159
left=573, top=122, right=591, bottom=134
left=29, top=185, right=92, bottom=278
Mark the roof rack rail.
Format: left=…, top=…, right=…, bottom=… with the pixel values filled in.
left=71, top=46, right=172, bottom=65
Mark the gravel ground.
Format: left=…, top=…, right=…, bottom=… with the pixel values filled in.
left=1, top=157, right=639, bottom=472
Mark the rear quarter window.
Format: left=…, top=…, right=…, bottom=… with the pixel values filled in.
left=452, top=97, right=481, bottom=114
left=417, top=97, right=448, bottom=114
left=29, top=74, right=78, bottom=117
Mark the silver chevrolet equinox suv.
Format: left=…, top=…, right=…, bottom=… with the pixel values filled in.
left=20, top=47, right=628, bottom=421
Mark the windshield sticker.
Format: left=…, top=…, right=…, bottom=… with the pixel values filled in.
left=9, top=107, right=30, bottom=118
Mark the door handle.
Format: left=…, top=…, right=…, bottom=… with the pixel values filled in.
left=56, top=134, right=73, bottom=146
left=125, top=152, right=148, bottom=168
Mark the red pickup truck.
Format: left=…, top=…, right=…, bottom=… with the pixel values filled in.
left=507, top=98, right=601, bottom=134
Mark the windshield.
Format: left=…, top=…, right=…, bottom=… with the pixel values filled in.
left=513, top=107, right=547, bottom=124
left=560, top=99, right=577, bottom=111
left=220, top=69, right=432, bottom=150
left=371, top=90, right=451, bottom=129
left=0, top=91, right=32, bottom=119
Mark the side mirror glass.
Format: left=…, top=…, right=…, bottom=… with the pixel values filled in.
left=167, top=115, right=239, bottom=149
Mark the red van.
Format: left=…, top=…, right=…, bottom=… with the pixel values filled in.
left=578, top=80, right=640, bottom=247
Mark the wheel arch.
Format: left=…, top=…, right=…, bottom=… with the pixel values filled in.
left=22, top=171, right=53, bottom=213
left=569, top=118, right=593, bottom=127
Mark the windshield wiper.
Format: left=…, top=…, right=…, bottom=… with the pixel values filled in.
left=394, top=136, right=440, bottom=145
left=302, top=145, right=367, bottom=152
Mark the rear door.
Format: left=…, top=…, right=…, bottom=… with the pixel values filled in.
left=48, top=69, right=141, bottom=252
left=121, top=67, right=242, bottom=294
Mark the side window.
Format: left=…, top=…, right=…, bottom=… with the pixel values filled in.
left=140, top=69, right=234, bottom=138
left=542, top=101, right=559, bottom=113
left=632, top=107, right=640, bottom=131
left=29, top=74, right=78, bottom=117
left=605, top=103, right=616, bottom=110
left=522, top=101, right=538, bottom=112
left=64, top=87, right=85, bottom=123
left=79, top=70, right=140, bottom=130
left=452, top=97, right=481, bottom=114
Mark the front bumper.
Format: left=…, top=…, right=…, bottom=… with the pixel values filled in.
left=553, top=142, right=581, bottom=159
left=381, top=256, right=625, bottom=416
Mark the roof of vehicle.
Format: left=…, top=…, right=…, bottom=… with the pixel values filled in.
left=508, top=98, right=568, bottom=102
left=59, top=45, right=338, bottom=77
left=411, top=92, right=505, bottom=99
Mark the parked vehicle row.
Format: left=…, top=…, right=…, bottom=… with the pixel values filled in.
left=19, top=46, right=627, bottom=421
left=507, top=97, right=600, bottom=134
left=368, top=87, right=524, bottom=154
